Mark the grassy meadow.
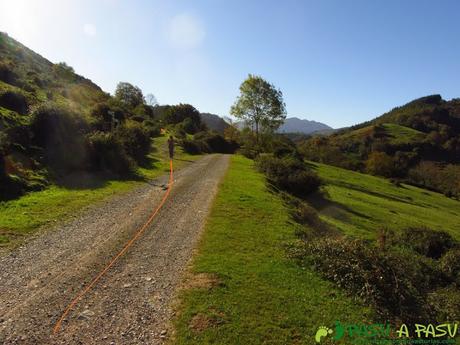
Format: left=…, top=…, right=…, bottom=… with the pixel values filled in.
left=307, top=161, right=460, bottom=240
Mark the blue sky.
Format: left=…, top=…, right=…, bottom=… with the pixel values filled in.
left=1, top=0, right=459, bottom=128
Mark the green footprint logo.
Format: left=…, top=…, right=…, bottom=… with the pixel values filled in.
left=315, top=326, right=333, bottom=343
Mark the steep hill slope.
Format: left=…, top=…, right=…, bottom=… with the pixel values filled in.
left=199, top=112, right=229, bottom=133
left=0, top=32, right=107, bottom=118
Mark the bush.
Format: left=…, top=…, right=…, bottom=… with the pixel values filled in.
left=114, top=82, right=144, bottom=109
left=239, top=145, right=259, bottom=159
left=30, top=104, right=88, bottom=172
left=90, top=102, right=125, bottom=131
left=256, top=155, right=321, bottom=197
left=407, top=162, right=460, bottom=198
left=143, top=119, right=161, bottom=137
left=408, top=161, right=441, bottom=190
left=0, top=90, right=28, bottom=114
left=181, top=132, right=238, bottom=155
left=164, top=104, right=201, bottom=127
left=194, top=132, right=238, bottom=153
left=0, top=62, right=18, bottom=85
left=439, top=248, right=460, bottom=284
left=427, top=286, right=460, bottom=321
left=290, top=237, right=443, bottom=321
left=0, top=173, right=27, bottom=200
left=285, top=197, right=336, bottom=239
left=182, top=117, right=200, bottom=134
left=391, top=227, right=455, bottom=259
left=86, top=131, right=134, bottom=175
left=115, top=121, right=151, bottom=163
left=182, top=139, right=208, bottom=155
left=365, top=151, right=396, bottom=177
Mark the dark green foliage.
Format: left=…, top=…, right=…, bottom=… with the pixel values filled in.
left=142, top=119, right=161, bottom=137
left=365, top=151, right=397, bottom=177
left=427, top=286, right=460, bottom=321
left=114, top=82, right=145, bottom=108
left=30, top=104, right=88, bottom=172
left=164, top=104, right=202, bottom=130
left=90, top=101, right=126, bottom=131
left=290, top=236, right=453, bottom=322
left=0, top=90, right=28, bottom=114
left=408, top=161, right=460, bottom=198
left=131, top=103, right=155, bottom=122
left=298, top=136, right=362, bottom=170
left=181, top=139, right=208, bottom=155
left=0, top=61, right=18, bottom=85
left=291, top=223, right=460, bottom=322
left=86, top=131, right=133, bottom=174
left=115, top=121, right=151, bottom=163
left=391, top=227, right=455, bottom=259
left=439, top=249, right=460, bottom=284
left=256, top=155, right=321, bottom=197
left=182, top=117, right=200, bottom=134
left=0, top=173, right=28, bottom=200
left=181, top=132, right=238, bottom=155
left=194, top=131, right=238, bottom=153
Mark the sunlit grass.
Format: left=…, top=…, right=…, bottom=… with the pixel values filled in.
left=173, top=155, right=372, bottom=345
left=308, top=161, right=460, bottom=240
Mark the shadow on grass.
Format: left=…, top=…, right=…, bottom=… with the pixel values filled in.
left=330, top=180, right=418, bottom=206
left=138, top=155, right=160, bottom=169
left=306, top=190, right=373, bottom=222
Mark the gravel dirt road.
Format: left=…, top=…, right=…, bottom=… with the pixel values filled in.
left=0, top=154, right=230, bottom=344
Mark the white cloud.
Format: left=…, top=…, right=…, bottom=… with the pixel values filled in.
left=168, top=13, right=205, bottom=49
left=83, top=23, right=97, bottom=37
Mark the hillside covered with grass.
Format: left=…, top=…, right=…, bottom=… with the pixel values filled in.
left=299, top=95, right=460, bottom=198
left=308, top=160, right=460, bottom=240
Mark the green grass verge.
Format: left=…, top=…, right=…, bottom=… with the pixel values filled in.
left=173, top=155, right=372, bottom=345
left=0, top=135, right=201, bottom=247
left=307, top=161, right=460, bottom=240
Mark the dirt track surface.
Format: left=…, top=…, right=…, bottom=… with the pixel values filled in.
left=0, top=154, right=230, bottom=344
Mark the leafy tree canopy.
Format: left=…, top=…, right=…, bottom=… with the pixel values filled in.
left=230, top=74, right=286, bottom=138
left=114, top=82, right=145, bottom=109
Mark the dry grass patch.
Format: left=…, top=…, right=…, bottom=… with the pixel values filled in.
left=182, top=272, right=222, bottom=290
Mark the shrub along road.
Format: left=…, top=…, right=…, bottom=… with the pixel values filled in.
left=0, top=154, right=229, bottom=344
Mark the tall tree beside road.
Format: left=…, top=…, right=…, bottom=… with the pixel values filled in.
left=230, top=74, right=286, bottom=142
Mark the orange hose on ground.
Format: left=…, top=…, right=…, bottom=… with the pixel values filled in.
left=53, top=160, right=174, bottom=334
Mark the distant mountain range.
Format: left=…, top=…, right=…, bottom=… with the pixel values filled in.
left=200, top=114, right=333, bottom=135
left=232, top=116, right=333, bottom=135
left=278, top=117, right=333, bottom=134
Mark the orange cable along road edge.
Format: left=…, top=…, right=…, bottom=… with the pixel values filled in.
left=53, top=159, right=174, bottom=334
